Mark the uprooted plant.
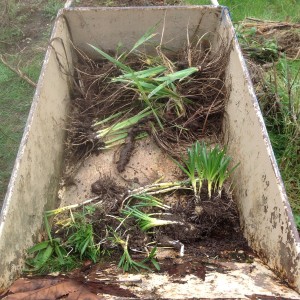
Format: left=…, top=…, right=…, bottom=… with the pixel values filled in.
left=92, top=108, right=151, bottom=151
left=176, top=141, right=239, bottom=201
left=25, top=198, right=165, bottom=274
left=25, top=205, right=112, bottom=274
left=109, top=231, right=160, bottom=272
left=122, top=204, right=183, bottom=232
left=66, top=26, right=231, bottom=165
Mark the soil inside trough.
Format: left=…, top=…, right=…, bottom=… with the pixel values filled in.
left=59, top=136, right=246, bottom=252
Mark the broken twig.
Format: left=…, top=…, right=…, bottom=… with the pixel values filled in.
left=0, top=55, right=37, bottom=87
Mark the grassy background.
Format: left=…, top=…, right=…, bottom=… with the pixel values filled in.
left=0, top=60, right=40, bottom=198
left=262, top=58, right=300, bottom=216
left=223, top=0, right=300, bottom=222
left=186, top=0, right=300, bottom=22
left=0, top=0, right=64, bottom=205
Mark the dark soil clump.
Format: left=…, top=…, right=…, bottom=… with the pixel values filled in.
left=91, top=174, right=126, bottom=211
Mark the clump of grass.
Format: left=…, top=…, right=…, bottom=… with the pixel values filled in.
left=25, top=206, right=102, bottom=273
left=176, top=141, right=239, bottom=200
left=122, top=141, right=238, bottom=203
left=43, top=0, right=64, bottom=20
left=24, top=211, right=76, bottom=274
left=259, top=57, right=300, bottom=217
left=89, top=27, right=199, bottom=128
left=66, top=207, right=100, bottom=263
left=112, top=63, right=198, bottom=115
left=121, top=194, right=180, bottom=232
left=176, top=141, right=203, bottom=199
left=200, top=143, right=238, bottom=198
left=110, top=232, right=159, bottom=272
left=25, top=238, right=70, bottom=273
left=236, top=26, right=279, bottom=63
left=116, top=234, right=149, bottom=272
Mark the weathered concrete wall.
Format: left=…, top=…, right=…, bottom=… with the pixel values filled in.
left=220, top=9, right=300, bottom=290
left=63, top=6, right=222, bottom=57
left=0, top=16, right=73, bottom=290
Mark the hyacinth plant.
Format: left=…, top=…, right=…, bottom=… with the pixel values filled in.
left=122, top=194, right=182, bottom=232
left=110, top=231, right=160, bottom=272
left=177, top=141, right=239, bottom=200
left=175, top=141, right=203, bottom=201
left=122, top=206, right=182, bottom=232
left=92, top=108, right=151, bottom=150
left=89, top=27, right=199, bottom=129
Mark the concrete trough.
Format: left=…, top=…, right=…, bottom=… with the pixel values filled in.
left=1, top=5, right=300, bottom=297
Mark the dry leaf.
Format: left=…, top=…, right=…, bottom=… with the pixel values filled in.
left=5, top=278, right=104, bottom=300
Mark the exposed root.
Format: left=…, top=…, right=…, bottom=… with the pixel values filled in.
left=64, top=32, right=231, bottom=162
left=116, top=126, right=140, bottom=173
left=152, top=34, right=231, bottom=157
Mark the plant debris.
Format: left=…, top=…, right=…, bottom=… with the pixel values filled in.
left=25, top=141, right=243, bottom=277
left=65, top=29, right=231, bottom=163
left=18, top=25, right=255, bottom=298
left=237, top=18, right=300, bottom=62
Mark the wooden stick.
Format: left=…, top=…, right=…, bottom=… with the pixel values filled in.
left=46, top=196, right=102, bottom=216
left=0, top=55, right=37, bottom=87
left=242, top=21, right=300, bottom=31
left=245, top=17, right=278, bottom=23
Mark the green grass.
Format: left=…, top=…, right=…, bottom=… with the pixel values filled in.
left=43, top=0, right=64, bottom=20
left=219, top=0, right=300, bottom=22
left=0, top=27, right=23, bottom=44
left=185, top=0, right=300, bottom=22
left=261, top=58, right=300, bottom=215
left=0, top=61, right=39, bottom=202
left=25, top=206, right=98, bottom=274
left=0, top=0, right=61, bottom=205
